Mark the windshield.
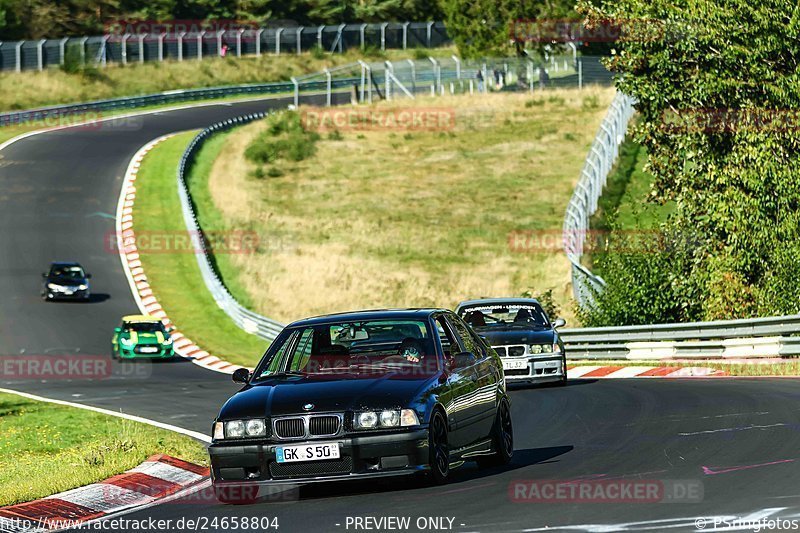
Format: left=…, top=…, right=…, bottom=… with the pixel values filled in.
left=255, top=319, right=438, bottom=379
left=460, top=303, right=550, bottom=329
left=126, top=322, right=165, bottom=334
left=50, top=265, right=85, bottom=279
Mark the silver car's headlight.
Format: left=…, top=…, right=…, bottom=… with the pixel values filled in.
left=78, top=284, right=88, bottom=290
left=216, top=419, right=268, bottom=440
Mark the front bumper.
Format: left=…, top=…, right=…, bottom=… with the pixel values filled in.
left=118, top=345, right=174, bottom=359
left=502, top=355, right=565, bottom=383
left=45, top=288, right=90, bottom=300
left=209, top=428, right=429, bottom=488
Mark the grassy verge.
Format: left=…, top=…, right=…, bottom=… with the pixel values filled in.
left=0, top=47, right=455, bottom=113
left=199, top=88, right=616, bottom=330
left=568, top=359, right=800, bottom=376
left=0, top=392, right=207, bottom=506
left=133, top=133, right=269, bottom=367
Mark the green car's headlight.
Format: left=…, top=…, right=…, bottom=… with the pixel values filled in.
left=163, top=337, right=173, bottom=346
left=120, top=337, right=133, bottom=346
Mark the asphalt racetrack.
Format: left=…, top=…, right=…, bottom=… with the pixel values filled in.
left=1, top=96, right=799, bottom=532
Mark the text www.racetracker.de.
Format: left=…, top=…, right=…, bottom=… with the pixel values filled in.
left=4, top=516, right=280, bottom=531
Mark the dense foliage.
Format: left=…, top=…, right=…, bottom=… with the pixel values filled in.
left=577, top=0, right=800, bottom=325
left=0, top=0, right=444, bottom=39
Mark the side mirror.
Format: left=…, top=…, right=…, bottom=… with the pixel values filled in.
left=114, top=327, right=122, bottom=333
left=232, top=367, right=251, bottom=384
left=553, top=318, right=566, bottom=328
left=86, top=273, right=92, bottom=279
left=166, top=325, right=176, bottom=333
left=449, top=351, right=476, bottom=370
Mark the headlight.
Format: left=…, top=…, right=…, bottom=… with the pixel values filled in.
left=225, top=420, right=245, bottom=438
left=220, top=419, right=267, bottom=439
left=120, top=337, right=133, bottom=346
left=380, top=410, right=400, bottom=427
left=47, top=283, right=61, bottom=290
left=354, top=409, right=418, bottom=429
left=529, top=344, right=554, bottom=354
left=400, top=409, right=419, bottom=426
left=355, top=411, right=378, bottom=429
left=245, top=419, right=266, bottom=437
left=163, top=337, right=173, bottom=346
left=78, top=284, right=88, bottom=290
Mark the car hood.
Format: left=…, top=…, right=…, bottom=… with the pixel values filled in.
left=219, top=373, right=438, bottom=419
left=475, top=326, right=555, bottom=346
left=122, top=330, right=167, bottom=344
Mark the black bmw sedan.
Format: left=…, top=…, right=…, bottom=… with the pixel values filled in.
left=209, top=309, right=512, bottom=503
left=456, top=298, right=567, bottom=386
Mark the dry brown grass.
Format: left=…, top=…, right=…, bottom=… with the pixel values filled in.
left=204, top=87, right=616, bottom=324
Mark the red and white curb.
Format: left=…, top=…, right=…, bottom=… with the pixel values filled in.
left=567, top=365, right=729, bottom=378
left=115, top=136, right=248, bottom=375
left=0, top=455, right=208, bottom=532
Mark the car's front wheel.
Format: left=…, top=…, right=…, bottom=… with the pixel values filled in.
left=477, top=398, right=513, bottom=468
left=428, top=410, right=450, bottom=484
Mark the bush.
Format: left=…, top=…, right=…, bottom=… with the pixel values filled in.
left=521, top=288, right=561, bottom=320
left=245, top=111, right=319, bottom=165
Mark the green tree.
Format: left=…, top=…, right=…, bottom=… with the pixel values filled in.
left=577, top=0, right=800, bottom=324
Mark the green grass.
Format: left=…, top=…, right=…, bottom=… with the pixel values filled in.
left=133, top=133, right=269, bottom=367
left=569, top=360, right=800, bottom=376
left=591, top=138, right=672, bottom=232
left=200, top=88, right=617, bottom=331
left=0, top=392, right=207, bottom=506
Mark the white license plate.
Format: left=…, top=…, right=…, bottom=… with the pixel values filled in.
left=139, top=346, right=159, bottom=353
left=276, top=442, right=340, bottom=463
left=503, top=359, right=528, bottom=371
left=535, top=360, right=560, bottom=369
left=63, top=290, right=74, bottom=295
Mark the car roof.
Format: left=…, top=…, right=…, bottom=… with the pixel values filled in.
left=50, top=262, right=82, bottom=267
left=122, top=314, right=162, bottom=323
left=287, top=308, right=449, bottom=328
left=455, top=297, right=542, bottom=312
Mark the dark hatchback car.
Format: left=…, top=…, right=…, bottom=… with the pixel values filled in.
left=41, top=262, right=91, bottom=301
left=456, top=298, right=567, bottom=386
left=209, top=309, right=512, bottom=503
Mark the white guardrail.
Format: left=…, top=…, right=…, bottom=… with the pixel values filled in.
left=175, top=85, right=800, bottom=361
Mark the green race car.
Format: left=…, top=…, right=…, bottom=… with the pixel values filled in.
left=111, top=315, right=175, bottom=360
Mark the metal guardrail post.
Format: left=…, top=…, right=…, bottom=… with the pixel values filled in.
left=216, top=30, right=224, bottom=57
left=157, top=33, right=165, bottom=62
left=14, top=42, right=22, bottom=72
left=236, top=29, right=244, bottom=57
left=177, top=32, right=186, bottom=61
left=360, top=24, right=367, bottom=49
left=291, top=77, right=299, bottom=108
left=36, top=39, right=46, bottom=71
left=255, top=28, right=264, bottom=56
left=120, top=34, right=130, bottom=64
left=275, top=28, right=283, bottom=54
left=325, top=68, right=332, bottom=106
left=296, top=27, right=303, bottom=55
left=426, top=22, right=434, bottom=47
left=428, top=57, right=440, bottom=94
left=197, top=31, right=204, bottom=60
left=380, top=22, right=389, bottom=51
left=452, top=55, right=461, bottom=79
left=99, top=35, right=110, bottom=67
left=334, top=24, right=346, bottom=53
left=317, top=26, right=324, bottom=49
left=384, top=61, right=393, bottom=101
left=137, top=34, right=145, bottom=64
left=59, top=37, right=69, bottom=66
left=578, top=59, right=583, bottom=89
left=407, top=59, right=416, bottom=93
left=402, top=22, right=410, bottom=49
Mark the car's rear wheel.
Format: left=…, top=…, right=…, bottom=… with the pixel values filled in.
left=428, top=410, right=450, bottom=484
left=477, top=398, right=513, bottom=468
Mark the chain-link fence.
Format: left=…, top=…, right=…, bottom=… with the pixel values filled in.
left=0, top=22, right=449, bottom=72
left=563, top=91, right=636, bottom=309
